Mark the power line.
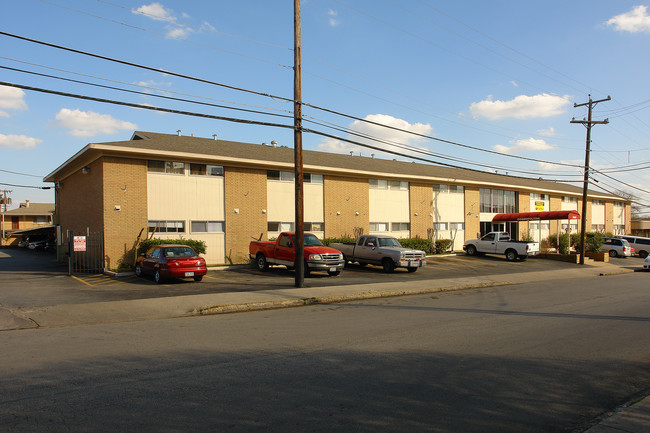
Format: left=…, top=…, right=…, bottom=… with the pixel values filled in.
left=0, top=169, right=43, bottom=178
left=0, top=182, right=51, bottom=189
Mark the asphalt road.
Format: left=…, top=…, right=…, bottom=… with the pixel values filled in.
left=0, top=247, right=645, bottom=308
left=1, top=271, right=649, bottom=432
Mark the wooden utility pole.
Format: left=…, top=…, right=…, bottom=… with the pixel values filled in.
left=293, top=0, right=305, bottom=288
left=1, top=189, right=12, bottom=244
left=571, top=95, right=610, bottom=265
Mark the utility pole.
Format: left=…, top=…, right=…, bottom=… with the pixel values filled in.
left=571, top=95, right=610, bottom=265
left=1, top=189, right=12, bottom=245
left=293, top=0, right=305, bottom=288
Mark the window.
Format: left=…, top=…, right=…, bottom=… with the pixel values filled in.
left=33, top=216, right=49, bottom=224
left=267, top=170, right=294, bottom=182
left=304, top=222, right=324, bottom=231
left=531, top=193, right=549, bottom=200
left=480, top=188, right=516, bottom=213
left=449, top=185, right=464, bottom=193
left=148, top=220, right=185, bottom=233
left=563, top=196, right=578, bottom=203
left=147, top=160, right=185, bottom=174
left=433, top=222, right=448, bottom=231
left=304, top=173, right=323, bottom=184
left=369, top=222, right=388, bottom=231
left=268, top=221, right=295, bottom=232
left=432, top=184, right=448, bottom=193
left=391, top=222, right=410, bottom=231
left=369, top=179, right=388, bottom=189
left=190, top=164, right=223, bottom=176
left=450, top=222, right=464, bottom=230
left=593, top=200, right=605, bottom=206
left=592, top=224, right=605, bottom=232
left=389, top=180, right=408, bottom=190
left=190, top=221, right=224, bottom=233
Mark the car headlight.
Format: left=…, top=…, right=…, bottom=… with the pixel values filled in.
left=308, top=254, right=322, bottom=261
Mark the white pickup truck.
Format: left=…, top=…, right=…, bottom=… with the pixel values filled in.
left=463, top=231, right=539, bottom=262
left=330, top=235, right=427, bottom=273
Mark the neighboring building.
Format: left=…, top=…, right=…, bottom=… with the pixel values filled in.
left=631, top=219, right=650, bottom=237
left=1, top=201, right=55, bottom=246
left=43, top=131, right=632, bottom=269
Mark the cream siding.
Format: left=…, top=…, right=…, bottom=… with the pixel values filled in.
left=147, top=165, right=225, bottom=264
left=432, top=186, right=465, bottom=250
left=266, top=179, right=324, bottom=237
left=369, top=186, right=410, bottom=238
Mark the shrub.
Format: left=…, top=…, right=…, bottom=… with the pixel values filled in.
left=322, top=237, right=356, bottom=246
left=434, top=239, right=453, bottom=254
left=571, top=232, right=604, bottom=253
left=137, top=238, right=207, bottom=256
left=547, top=233, right=570, bottom=255
left=400, top=238, right=435, bottom=254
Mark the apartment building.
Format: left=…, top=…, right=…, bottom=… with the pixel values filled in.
left=1, top=201, right=54, bottom=246
left=44, top=131, right=632, bottom=269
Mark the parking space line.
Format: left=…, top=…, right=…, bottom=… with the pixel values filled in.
left=71, top=275, right=95, bottom=287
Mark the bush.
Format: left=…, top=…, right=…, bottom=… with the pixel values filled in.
left=434, top=239, right=453, bottom=254
left=322, top=237, right=356, bottom=246
left=547, top=233, right=571, bottom=255
left=571, top=232, right=604, bottom=253
left=137, top=238, right=207, bottom=256
left=400, top=238, right=435, bottom=254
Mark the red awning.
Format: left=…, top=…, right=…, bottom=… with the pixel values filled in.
left=492, top=210, right=580, bottom=222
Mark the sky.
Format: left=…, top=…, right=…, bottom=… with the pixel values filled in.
left=1, top=0, right=649, bottom=217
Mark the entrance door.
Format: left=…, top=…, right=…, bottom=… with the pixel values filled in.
left=11, top=217, right=19, bottom=230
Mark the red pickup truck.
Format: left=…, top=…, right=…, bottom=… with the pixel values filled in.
left=249, top=232, right=345, bottom=276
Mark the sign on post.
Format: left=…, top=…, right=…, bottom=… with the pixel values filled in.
left=73, top=236, right=87, bottom=252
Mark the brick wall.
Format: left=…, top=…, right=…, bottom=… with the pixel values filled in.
left=57, top=158, right=104, bottom=244
left=324, top=176, right=368, bottom=238
left=102, top=157, right=148, bottom=270
left=224, top=167, right=267, bottom=264
left=518, top=191, right=532, bottom=238
left=409, top=182, right=432, bottom=239
left=464, top=186, right=480, bottom=239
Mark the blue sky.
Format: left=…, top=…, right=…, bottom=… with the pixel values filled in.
left=1, top=1, right=649, bottom=217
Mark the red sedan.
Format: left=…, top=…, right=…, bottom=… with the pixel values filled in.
left=135, top=244, right=207, bottom=283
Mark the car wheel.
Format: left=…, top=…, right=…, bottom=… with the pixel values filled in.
left=505, top=249, right=517, bottom=262
left=256, top=254, right=269, bottom=271
left=154, top=268, right=163, bottom=284
left=382, top=258, right=395, bottom=273
left=135, top=264, right=142, bottom=277
left=407, top=267, right=418, bottom=273
left=639, top=250, right=648, bottom=259
left=466, top=245, right=477, bottom=256
left=328, top=270, right=341, bottom=276
left=304, top=261, right=311, bottom=277
left=193, top=275, right=203, bottom=282
left=608, top=249, right=617, bottom=258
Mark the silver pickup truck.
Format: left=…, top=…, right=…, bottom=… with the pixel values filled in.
left=330, top=235, right=427, bottom=273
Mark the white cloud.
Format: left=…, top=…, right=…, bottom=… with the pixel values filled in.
left=0, top=134, right=42, bottom=149
left=607, top=5, right=650, bottom=33
left=317, top=114, right=433, bottom=157
left=132, top=2, right=175, bottom=21
left=55, top=109, right=137, bottom=137
left=494, top=137, right=556, bottom=154
left=0, top=86, right=28, bottom=116
left=470, top=93, right=571, bottom=120
left=328, top=9, right=340, bottom=27
left=537, top=127, right=556, bottom=137
left=166, top=26, right=190, bottom=39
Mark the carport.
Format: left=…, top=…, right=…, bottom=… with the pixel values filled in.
left=492, top=210, right=581, bottom=246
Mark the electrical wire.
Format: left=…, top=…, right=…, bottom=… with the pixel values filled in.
left=0, top=169, right=43, bottom=178
left=0, top=182, right=51, bottom=189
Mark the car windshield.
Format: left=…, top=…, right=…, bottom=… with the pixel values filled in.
left=291, top=234, right=324, bottom=247
left=163, top=247, right=197, bottom=258
left=378, top=237, right=402, bottom=247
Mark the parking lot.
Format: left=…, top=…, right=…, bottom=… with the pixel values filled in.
left=0, top=247, right=645, bottom=310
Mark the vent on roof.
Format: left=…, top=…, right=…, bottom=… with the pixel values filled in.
left=177, top=130, right=181, bottom=136
left=271, top=140, right=277, bottom=147
left=213, top=134, right=218, bottom=140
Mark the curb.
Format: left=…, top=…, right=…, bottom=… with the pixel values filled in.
left=193, top=281, right=512, bottom=316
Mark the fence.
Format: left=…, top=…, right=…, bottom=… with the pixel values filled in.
left=67, top=230, right=105, bottom=274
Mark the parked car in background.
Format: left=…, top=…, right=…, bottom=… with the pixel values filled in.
left=601, top=237, right=633, bottom=258
left=644, top=256, right=650, bottom=270
left=614, top=235, right=650, bottom=258
left=330, top=235, right=426, bottom=273
left=135, top=244, right=207, bottom=283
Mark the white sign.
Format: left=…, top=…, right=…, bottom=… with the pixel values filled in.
left=73, top=236, right=87, bottom=252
